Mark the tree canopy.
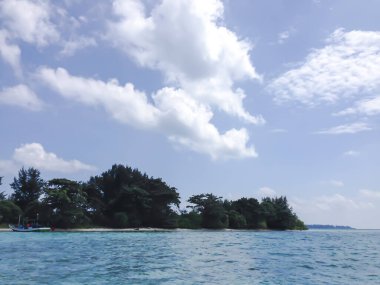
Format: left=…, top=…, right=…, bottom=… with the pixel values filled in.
left=10, top=167, right=44, bottom=212
left=0, top=165, right=306, bottom=230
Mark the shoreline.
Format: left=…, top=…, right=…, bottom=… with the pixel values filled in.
left=0, top=227, right=176, bottom=232
left=0, top=227, right=303, bottom=232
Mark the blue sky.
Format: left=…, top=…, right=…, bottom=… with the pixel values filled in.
left=1, top=0, right=380, bottom=228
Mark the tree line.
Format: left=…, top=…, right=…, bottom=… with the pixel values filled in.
left=0, top=165, right=306, bottom=230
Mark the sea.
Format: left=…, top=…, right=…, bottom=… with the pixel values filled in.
left=0, top=230, right=379, bottom=284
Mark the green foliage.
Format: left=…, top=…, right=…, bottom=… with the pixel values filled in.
left=231, top=198, right=261, bottom=228
left=260, top=197, right=298, bottom=230
left=10, top=167, right=45, bottom=211
left=113, top=212, right=129, bottom=228
left=43, top=178, right=89, bottom=228
left=177, top=211, right=202, bottom=229
left=0, top=200, right=22, bottom=223
left=228, top=210, right=247, bottom=229
left=294, top=217, right=308, bottom=230
left=85, top=164, right=180, bottom=228
left=4, top=166, right=306, bottom=230
left=188, top=194, right=228, bottom=229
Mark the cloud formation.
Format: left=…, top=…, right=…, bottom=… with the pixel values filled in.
left=269, top=29, right=380, bottom=106
left=316, top=122, right=371, bottom=135
left=335, top=96, right=380, bottom=117
left=359, top=189, right=380, bottom=199
left=0, top=0, right=59, bottom=47
left=258, top=187, right=277, bottom=198
left=37, top=67, right=257, bottom=159
left=291, top=192, right=377, bottom=228
left=107, top=0, right=263, bottom=124
left=0, top=143, right=96, bottom=173
left=0, top=84, right=44, bottom=111
left=0, top=29, right=21, bottom=75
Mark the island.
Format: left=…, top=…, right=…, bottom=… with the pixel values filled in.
left=307, top=224, right=355, bottom=230
left=0, top=165, right=307, bottom=230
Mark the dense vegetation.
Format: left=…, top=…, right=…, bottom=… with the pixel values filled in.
left=0, top=165, right=306, bottom=230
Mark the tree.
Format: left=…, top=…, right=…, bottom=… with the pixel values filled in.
left=10, top=167, right=44, bottom=211
left=0, top=200, right=22, bottom=224
left=43, top=178, right=89, bottom=228
left=188, top=194, right=228, bottom=229
left=231, top=198, right=261, bottom=228
left=260, top=196, right=297, bottom=230
left=228, top=210, right=247, bottom=229
left=85, top=164, right=180, bottom=228
left=0, top=176, right=6, bottom=200
left=177, top=210, right=202, bottom=229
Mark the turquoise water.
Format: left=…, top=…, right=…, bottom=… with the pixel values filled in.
left=1, top=230, right=379, bottom=284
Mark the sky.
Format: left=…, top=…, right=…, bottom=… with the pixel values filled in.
left=1, top=0, right=380, bottom=229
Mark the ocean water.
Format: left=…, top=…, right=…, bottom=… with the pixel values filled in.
left=0, top=230, right=379, bottom=284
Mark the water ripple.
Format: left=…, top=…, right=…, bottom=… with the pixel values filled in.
left=0, top=230, right=380, bottom=284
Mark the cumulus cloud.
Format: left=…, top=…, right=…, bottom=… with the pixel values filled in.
left=0, top=143, right=96, bottom=173
left=316, top=122, right=371, bottom=135
left=269, top=29, right=380, bottom=106
left=37, top=67, right=160, bottom=127
left=0, top=0, right=59, bottom=47
left=107, top=0, right=263, bottom=124
left=13, top=143, right=96, bottom=172
left=0, top=84, right=44, bottom=111
left=37, top=67, right=257, bottom=159
left=0, top=29, right=21, bottom=75
left=258, top=187, right=277, bottom=198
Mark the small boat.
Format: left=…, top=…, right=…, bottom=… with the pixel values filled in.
left=9, top=214, right=51, bottom=232
left=9, top=224, right=51, bottom=232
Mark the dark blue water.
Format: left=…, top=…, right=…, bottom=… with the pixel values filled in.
left=1, top=230, right=379, bottom=284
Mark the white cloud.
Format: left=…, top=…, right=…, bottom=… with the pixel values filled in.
left=269, top=29, right=380, bottom=106
left=314, top=194, right=366, bottom=211
left=291, top=193, right=377, bottom=228
left=10, top=143, right=95, bottom=173
left=335, top=96, right=380, bottom=117
left=344, top=150, right=360, bottom=157
left=0, top=29, right=21, bottom=75
left=0, top=0, right=59, bottom=47
left=359, top=189, right=380, bottom=199
left=277, top=31, right=290, bottom=44
left=106, top=0, right=263, bottom=124
left=154, top=87, right=257, bottom=159
left=316, top=122, right=371, bottom=135
left=277, top=28, right=295, bottom=44
left=37, top=67, right=160, bottom=127
left=0, top=84, right=44, bottom=111
left=258, top=187, right=277, bottom=198
left=0, top=159, right=18, bottom=175
left=37, top=67, right=257, bottom=160
left=60, top=36, right=97, bottom=57
left=0, top=143, right=96, bottom=173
